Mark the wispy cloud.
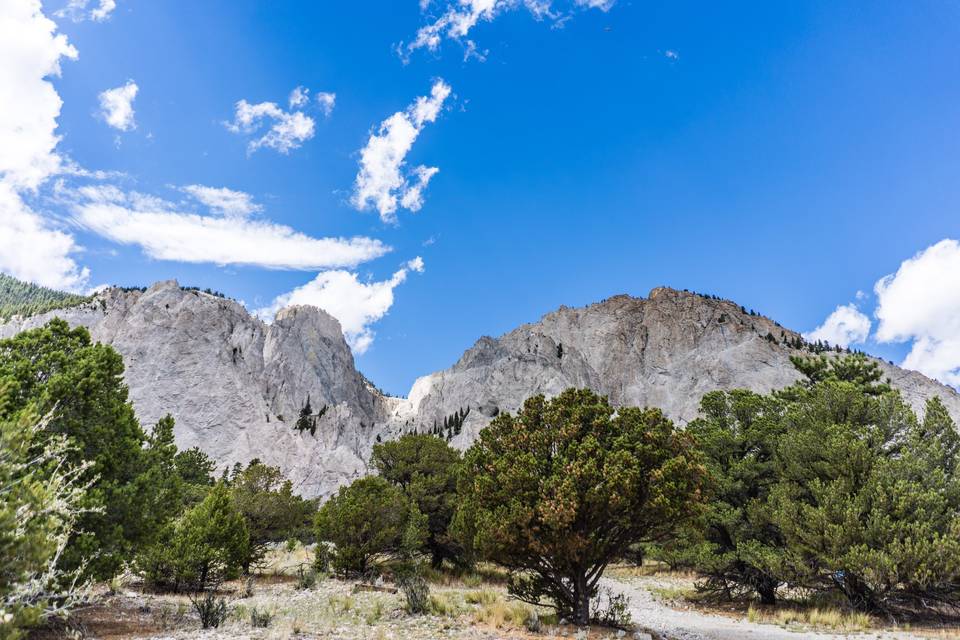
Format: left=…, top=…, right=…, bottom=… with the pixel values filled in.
left=56, top=0, right=117, bottom=23
left=400, top=0, right=615, bottom=62
left=70, top=185, right=390, bottom=271
left=181, top=184, right=262, bottom=218
left=352, top=80, right=451, bottom=223
left=255, top=257, right=425, bottom=353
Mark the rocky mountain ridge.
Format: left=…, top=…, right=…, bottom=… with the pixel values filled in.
left=2, top=279, right=959, bottom=497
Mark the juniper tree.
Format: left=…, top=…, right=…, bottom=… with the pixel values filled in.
left=230, top=461, right=315, bottom=571
left=458, top=388, right=705, bottom=625
left=314, top=476, right=426, bottom=576
left=0, top=320, right=181, bottom=579
left=680, top=389, right=787, bottom=604
left=372, top=434, right=466, bottom=567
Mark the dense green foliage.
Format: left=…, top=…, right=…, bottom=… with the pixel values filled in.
left=674, top=354, right=960, bottom=617
left=174, top=446, right=217, bottom=506
left=0, top=320, right=181, bottom=579
left=457, top=388, right=705, bottom=625
left=372, top=434, right=466, bottom=567
left=314, top=476, right=426, bottom=576
left=226, top=460, right=316, bottom=570
left=680, top=389, right=787, bottom=603
left=0, top=273, right=91, bottom=321
left=0, top=390, right=90, bottom=639
left=138, top=484, right=249, bottom=592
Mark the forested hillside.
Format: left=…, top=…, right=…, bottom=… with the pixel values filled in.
left=0, top=273, right=91, bottom=320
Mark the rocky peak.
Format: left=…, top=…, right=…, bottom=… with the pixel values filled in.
left=2, top=279, right=959, bottom=498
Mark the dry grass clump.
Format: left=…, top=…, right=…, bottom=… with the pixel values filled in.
left=471, top=595, right=540, bottom=630
left=747, top=604, right=875, bottom=631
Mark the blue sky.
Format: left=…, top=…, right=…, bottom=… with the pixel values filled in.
left=3, top=0, right=960, bottom=394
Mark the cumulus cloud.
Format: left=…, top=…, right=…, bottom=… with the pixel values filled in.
left=401, top=0, right=614, bottom=61
left=98, top=80, right=138, bottom=131
left=288, top=86, right=309, bottom=109
left=56, top=0, right=117, bottom=22
left=804, top=303, right=871, bottom=348
left=352, top=80, right=451, bottom=223
left=0, top=0, right=88, bottom=290
left=316, top=91, right=336, bottom=117
left=181, top=184, right=262, bottom=218
left=0, top=0, right=77, bottom=190
left=225, top=86, right=334, bottom=155
left=226, top=99, right=314, bottom=154
left=0, top=183, right=89, bottom=290
left=70, top=185, right=390, bottom=270
left=256, top=257, right=425, bottom=353
left=874, top=239, right=960, bottom=387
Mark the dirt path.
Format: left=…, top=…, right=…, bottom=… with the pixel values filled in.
left=601, top=577, right=945, bottom=640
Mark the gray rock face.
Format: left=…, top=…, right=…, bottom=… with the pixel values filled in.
left=0, top=280, right=388, bottom=497
left=2, top=283, right=959, bottom=498
left=404, top=287, right=960, bottom=448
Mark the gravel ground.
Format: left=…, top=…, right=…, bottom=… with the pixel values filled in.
left=602, top=576, right=957, bottom=640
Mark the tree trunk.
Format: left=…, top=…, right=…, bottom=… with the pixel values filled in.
left=573, top=572, right=591, bottom=626
left=757, top=580, right=777, bottom=605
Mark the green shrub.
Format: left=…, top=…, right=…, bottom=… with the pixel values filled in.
left=189, top=591, right=228, bottom=629
left=226, top=460, right=316, bottom=571
left=396, top=569, right=430, bottom=614
left=0, top=391, right=91, bottom=639
left=249, top=607, right=272, bottom=628
left=137, top=484, right=249, bottom=592
left=314, top=476, right=426, bottom=576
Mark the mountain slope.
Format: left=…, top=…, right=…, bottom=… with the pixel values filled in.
left=402, top=287, right=960, bottom=446
left=0, top=280, right=394, bottom=497
left=0, top=273, right=90, bottom=321
left=2, top=278, right=958, bottom=497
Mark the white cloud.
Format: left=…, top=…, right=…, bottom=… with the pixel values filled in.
left=288, top=86, right=309, bottom=109
left=56, top=0, right=116, bottom=22
left=316, top=91, right=336, bottom=117
left=70, top=185, right=390, bottom=270
left=0, top=0, right=77, bottom=190
left=804, top=303, right=871, bottom=348
left=664, top=49, right=679, bottom=60
left=0, top=183, right=89, bottom=290
left=225, top=86, right=333, bottom=154
left=401, top=0, right=613, bottom=61
left=874, top=239, right=960, bottom=387
left=0, top=0, right=88, bottom=291
left=98, top=80, right=138, bottom=131
left=255, top=257, right=425, bottom=353
left=181, top=184, right=262, bottom=218
left=352, top=80, right=451, bottom=223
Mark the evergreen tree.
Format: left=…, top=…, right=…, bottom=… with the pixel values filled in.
left=230, top=460, right=315, bottom=571
left=372, top=434, right=466, bottom=567
left=314, top=476, right=426, bottom=576
left=0, top=320, right=179, bottom=579
left=138, top=483, right=249, bottom=592
left=458, top=389, right=705, bottom=625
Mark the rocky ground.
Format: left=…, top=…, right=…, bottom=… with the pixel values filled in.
left=35, top=564, right=960, bottom=640
left=606, top=568, right=960, bottom=640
